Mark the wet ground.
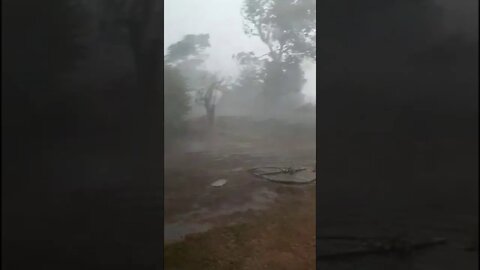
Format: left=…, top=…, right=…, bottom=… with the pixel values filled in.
left=164, top=116, right=316, bottom=269
left=164, top=115, right=478, bottom=270
left=164, top=148, right=315, bottom=242
left=3, top=113, right=475, bottom=269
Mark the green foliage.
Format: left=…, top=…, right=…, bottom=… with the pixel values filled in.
left=242, top=0, right=316, bottom=61
left=166, top=33, right=227, bottom=125
left=164, top=65, right=190, bottom=139
left=165, top=34, right=213, bottom=90
left=240, top=0, right=315, bottom=108
left=165, top=34, right=211, bottom=64
left=235, top=67, right=264, bottom=92
left=234, top=52, right=265, bottom=81
left=263, top=58, right=306, bottom=100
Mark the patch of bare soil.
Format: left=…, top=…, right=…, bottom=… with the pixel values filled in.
left=165, top=186, right=315, bottom=270
left=164, top=116, right=316, bottom=269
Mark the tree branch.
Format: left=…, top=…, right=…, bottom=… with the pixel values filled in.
left=254, top=22, right=279, bottom=62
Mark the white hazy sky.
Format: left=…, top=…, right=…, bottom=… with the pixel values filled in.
left=164, top=0, right=316, bottom=103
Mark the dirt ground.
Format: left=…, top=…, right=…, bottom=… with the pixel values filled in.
left=164, top=116, right=316, bottom=269
left=165, top=115, right=478, bottom=270
left=2, top=113, right=476, bottom=269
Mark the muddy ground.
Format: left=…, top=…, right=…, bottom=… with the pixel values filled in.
left=2, top=113, right=477, bottom=269
left=165, top=115, right=478, bottom=270
left=164, top=116, right=316, bottom=269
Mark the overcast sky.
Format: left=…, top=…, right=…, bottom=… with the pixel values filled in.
left=164, top=0, right=316, bottom=103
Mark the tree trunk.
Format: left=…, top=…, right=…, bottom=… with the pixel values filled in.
left=206, top=105, right=215, bottom=129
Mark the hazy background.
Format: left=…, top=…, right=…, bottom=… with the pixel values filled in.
left=164, top=0, right=316, bottom=104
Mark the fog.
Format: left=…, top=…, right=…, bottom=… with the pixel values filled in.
left=163, top=1, right=317, bottom=267
left=165, top=0, right=316, bottom=114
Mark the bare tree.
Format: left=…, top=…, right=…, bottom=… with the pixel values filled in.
left=195, top=76, right=226, bottom=128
